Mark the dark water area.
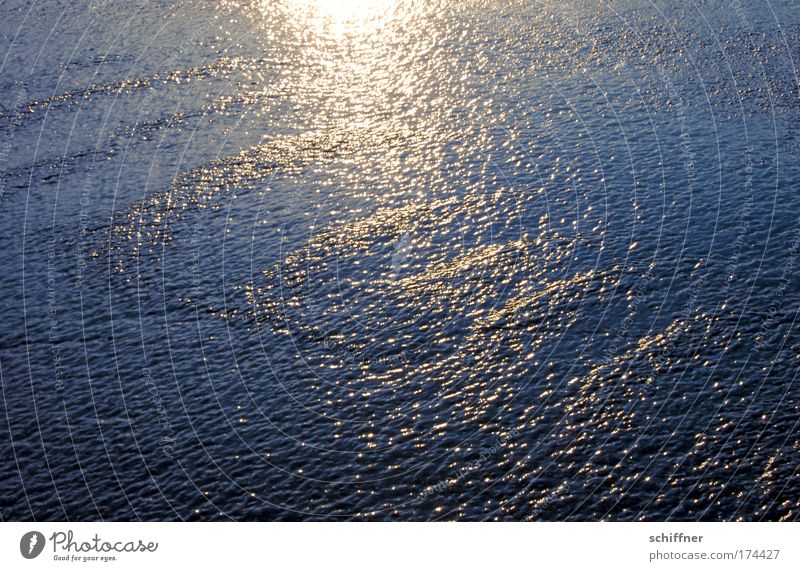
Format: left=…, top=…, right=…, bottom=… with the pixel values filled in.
left=0, top=0, right=799, bottom=521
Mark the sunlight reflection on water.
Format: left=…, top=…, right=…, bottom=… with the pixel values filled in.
left=0, top=0, right=799, bottom=521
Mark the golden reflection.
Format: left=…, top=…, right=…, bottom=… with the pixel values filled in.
left=252, top=0, right=426, bottom=134
left=272, top=0, right=399, bottom=35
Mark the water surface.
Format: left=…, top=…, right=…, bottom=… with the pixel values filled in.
left=1, top=0, right=799, bottom=521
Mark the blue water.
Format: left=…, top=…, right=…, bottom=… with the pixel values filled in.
left=1, top=0, right=799, bottom=521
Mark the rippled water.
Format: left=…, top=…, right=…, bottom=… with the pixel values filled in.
left=1, top=0, right=799, bottom=521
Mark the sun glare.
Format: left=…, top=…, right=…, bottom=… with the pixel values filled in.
left=278, top=0, right=398, bottom=33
